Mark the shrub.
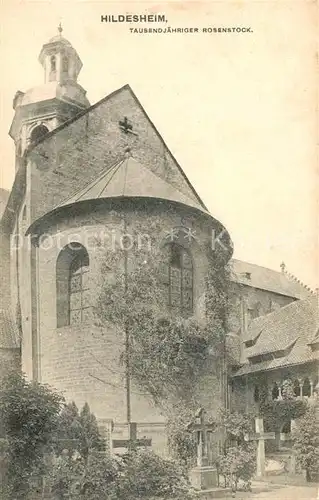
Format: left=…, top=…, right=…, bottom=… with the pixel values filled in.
left=216, top=410, right=256, bottom=491
left=0, top=372, right=64, bottom=499
left=48, top=448, right=195, bottom=500
left=55, top=402, right=105, bottom=461
left=49, top=451, right=119, bottom=500
left=293, top=404, right=319, bottom=482
left=260, top=398, right=307, bottom=432
left=118, top=449, right=195, bottom=500
left=216, top=444, right=255, bottom=491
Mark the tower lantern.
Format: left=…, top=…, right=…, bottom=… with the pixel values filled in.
left=38, top=23, right=83, bottom=85
left=9, top=25, right=90, bottom=165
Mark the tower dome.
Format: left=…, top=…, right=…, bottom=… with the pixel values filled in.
left=9, top=24, right=90, bottom=164
left=48, top=35, right=72, bottom=45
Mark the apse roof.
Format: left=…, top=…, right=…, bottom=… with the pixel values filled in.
left=54, top=154, right=211, bottom=216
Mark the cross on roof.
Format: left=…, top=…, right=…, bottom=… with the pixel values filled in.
left=119, top=117, right=137, bottom=135
left=112, top=422, right=151, bottom=452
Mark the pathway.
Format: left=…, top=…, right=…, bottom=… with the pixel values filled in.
left=230, top=484, right=318, bottom=500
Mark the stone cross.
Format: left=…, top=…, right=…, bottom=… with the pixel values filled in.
left=187, top=408, right=215, bottom=467
left=112, top=422, right=152, bottom=452
left=245, top=417, right=275, bottom=477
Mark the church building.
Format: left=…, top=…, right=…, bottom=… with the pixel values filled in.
left=0, top=28, right=317, bottom=451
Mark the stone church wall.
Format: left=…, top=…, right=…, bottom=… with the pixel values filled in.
left=33, top=198, right=224, bottom=428
left=0, top=349, right=20, bottom=386
left=228, top=282, right=295, bottom=335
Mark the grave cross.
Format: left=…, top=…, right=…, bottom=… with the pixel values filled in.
left=112, top=422, right=152, bottom=453
left=187, top=408, right=215, bottom=467
left=245, top=416, right=275, bottom=477
left=119, top=116, right=134, bottom=134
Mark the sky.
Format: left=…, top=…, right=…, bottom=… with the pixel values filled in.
left=0, top=0, right=318, bottom=288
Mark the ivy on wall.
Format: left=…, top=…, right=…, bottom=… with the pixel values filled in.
left=95, top=211, right=231, bottom=458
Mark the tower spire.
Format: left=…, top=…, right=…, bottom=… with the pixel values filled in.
left=58, top=22, right=63, bottom=36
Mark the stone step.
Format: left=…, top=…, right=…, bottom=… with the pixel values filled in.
left=194, top=487, right=232, bottom=499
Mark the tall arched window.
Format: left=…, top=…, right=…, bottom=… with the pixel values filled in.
left=162, top=243, right=193, bottom=315
left=56, top=243, right=91, bottom=327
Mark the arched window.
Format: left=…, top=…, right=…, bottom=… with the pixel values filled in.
left=50, top=55, right=56, bottom=72
left=303, top=377, right=311, bottom=397
left=56, top=243, right=91, bottom=327
left=162, top=243, right=193, bottom=315
left=30, top=125, right=49, bottom=144
left=272, top=382, right=279, bottom=400
left=293, top=379, right=300, bottom=397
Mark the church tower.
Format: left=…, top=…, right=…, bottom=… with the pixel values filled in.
left=9, top=24, right=90, bottom=168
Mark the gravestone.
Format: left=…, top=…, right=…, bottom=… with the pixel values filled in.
left=245, top=416, right=275, bottom=477
left=187, top=408, right=218, bottom=490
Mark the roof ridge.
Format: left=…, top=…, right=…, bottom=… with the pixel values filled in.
left=281, top=263, right=314, bottom=294
left=122, top=156, right=129, bottom=197
left=231, top=258, right=283, bottom=274
left=233, top=259, right=314, bottom=294
left=99, top=158, right=124, bottom=197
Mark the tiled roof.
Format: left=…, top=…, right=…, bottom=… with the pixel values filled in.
left=241, top=314, right=270, bottom=344
left=54, top=155, right=210, bottom=216
left=233, top=352, right=318, bottom=376
left=230, top=259, right=313, bottom=300
left=0, top=309, right=20, bottom=349
left=233, top=295, right=319, bottom=377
